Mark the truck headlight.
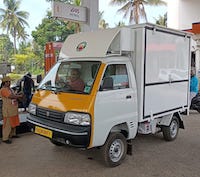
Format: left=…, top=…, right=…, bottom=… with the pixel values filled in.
left=64, top=112, right=90, bottom=126
left=28, top=103, right=36, bottom=115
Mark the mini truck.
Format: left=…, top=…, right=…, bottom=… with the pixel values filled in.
left=27, top=23, right=192, bottom=167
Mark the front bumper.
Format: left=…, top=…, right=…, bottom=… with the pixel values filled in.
left=27, top=114, right=91, bottom=148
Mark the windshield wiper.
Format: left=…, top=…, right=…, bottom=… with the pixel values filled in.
left=38, top=85, right=86, bottom=94
left=39, top=85, right=61, bottom=91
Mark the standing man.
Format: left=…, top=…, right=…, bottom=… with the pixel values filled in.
left=23, top=72, right=35, bottom=111
left=190, top=68, right=199, bottom=104
left=0, top=76, right=23, bottom=144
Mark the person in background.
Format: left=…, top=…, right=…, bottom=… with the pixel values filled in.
left=68, top=68, right=85, bottom=92
left=0, top=76, right=23, bottom=144
left=22, top=72, right=35, bottom=111
left=190, top=68, right=199, bottom=105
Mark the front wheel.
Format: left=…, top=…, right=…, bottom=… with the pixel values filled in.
left=101, top=133, right=127, bottom=167
left=162, top=116, right=179, bottom=141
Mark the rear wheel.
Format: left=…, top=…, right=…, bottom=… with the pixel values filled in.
left=101, top=132, right=127, bottom=167
left=162, top=116, right=179, bottom=141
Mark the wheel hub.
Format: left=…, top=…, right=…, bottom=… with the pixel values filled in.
left=109, top=139, right=124, bottom=162
left=170, top=120, right=178, bottom=138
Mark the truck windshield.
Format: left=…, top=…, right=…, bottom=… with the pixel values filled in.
left=38, top=61, right=101, bottom=94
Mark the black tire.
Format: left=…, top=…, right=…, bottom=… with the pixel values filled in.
left=162, top=116, right=179, bottom=141
left=50, top=139, right=64, bottom=146
left=101, top=132, right=127, bottom=167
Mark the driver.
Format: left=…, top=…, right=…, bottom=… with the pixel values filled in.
left=68, top=68, right=85, bottom=92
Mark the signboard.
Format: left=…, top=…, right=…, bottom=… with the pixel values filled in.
left=0, top=63, right=11, bottom=74
left=52, top=2, right=87, bottom=23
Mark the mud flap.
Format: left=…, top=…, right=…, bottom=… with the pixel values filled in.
left=127, top=140, right=133, bottom=155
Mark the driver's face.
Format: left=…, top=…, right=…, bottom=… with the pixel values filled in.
left=70, top=70, right=79, bottom=81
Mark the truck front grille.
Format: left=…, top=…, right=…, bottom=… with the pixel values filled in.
left=36, top=107, right=65, bottom=122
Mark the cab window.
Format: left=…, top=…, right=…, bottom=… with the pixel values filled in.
left=100, top=64, right=129, bottom=91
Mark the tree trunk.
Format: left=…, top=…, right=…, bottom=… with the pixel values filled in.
left=13, top=30, right=17, bottom=54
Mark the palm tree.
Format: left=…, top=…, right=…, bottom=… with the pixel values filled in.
left=110, top=0, right=166, bottom=24
left=17, top=27, right=29, bottom=42
left=0, top=0, right=29, bottom=54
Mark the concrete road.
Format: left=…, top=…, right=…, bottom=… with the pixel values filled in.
left=0, top=111, right=200, bottom=177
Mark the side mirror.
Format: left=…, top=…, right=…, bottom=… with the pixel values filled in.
left=36, top=74, right=42, bottom=83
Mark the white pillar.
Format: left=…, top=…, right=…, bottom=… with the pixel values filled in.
left=195, top=44, right=200, bottom=78
left=191, top=34, right=200, bottom=77
left=81, top=0, right=99, bottom=32
left=167, top=0, right=180, bottom=29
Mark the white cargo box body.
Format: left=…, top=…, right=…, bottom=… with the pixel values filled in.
left=60, top=23, right=191, bottom=123
left=131, top=24, right=191, bottom=122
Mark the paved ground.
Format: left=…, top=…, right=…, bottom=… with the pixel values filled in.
left=0, top=111, right=200, bottom=177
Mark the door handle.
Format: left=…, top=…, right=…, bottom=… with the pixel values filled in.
left=126, top=95, right=132, bottom=99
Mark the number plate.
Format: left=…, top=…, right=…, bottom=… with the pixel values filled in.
left=35, top=126, right=53, bottom=138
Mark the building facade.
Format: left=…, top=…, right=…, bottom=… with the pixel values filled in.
left=167, top=0, right=200, bottom=73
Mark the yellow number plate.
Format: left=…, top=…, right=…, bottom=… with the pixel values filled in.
left=35, top=126, right=53, bottom=138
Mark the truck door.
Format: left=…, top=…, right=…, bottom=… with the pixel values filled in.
left=93, top=62, right=138, bottom=147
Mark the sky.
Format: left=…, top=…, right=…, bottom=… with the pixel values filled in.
left=0, top=0, right=167, bottom=37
